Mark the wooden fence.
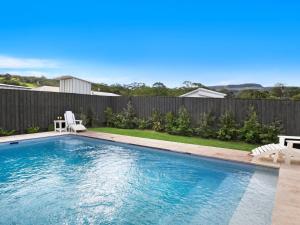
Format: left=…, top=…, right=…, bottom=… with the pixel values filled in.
left=0, top=89, right=112, bottom=133
left=1, top=89, right=300, bottom=135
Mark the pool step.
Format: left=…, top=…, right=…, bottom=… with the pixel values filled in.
left=229, top=168, right=278, bottom=225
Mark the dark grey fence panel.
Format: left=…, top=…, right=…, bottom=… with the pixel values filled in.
left=115, top=96, right=300, bottom=135
left=0, top=89, right=112, bottom=133
left=1, top=89, right=300, bottom=135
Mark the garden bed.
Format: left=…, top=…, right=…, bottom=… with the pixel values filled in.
left=89, top=127, right=258, bottom=151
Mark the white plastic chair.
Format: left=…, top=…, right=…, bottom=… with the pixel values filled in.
left=251, top=143, right=300, bottom=164
left=64, top=111, right=86, bottom=132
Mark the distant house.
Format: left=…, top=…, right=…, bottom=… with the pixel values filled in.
left=58, top=76, right=91, bottom=95
left=180, top=88, right=226, bottom=98
left=32, top=86, right=60, bottom=92
left=91, top=91, right=120, bottom=96
left=31, top=76, right=120, bottom=96
left=0, top=83, right=31, bottom=91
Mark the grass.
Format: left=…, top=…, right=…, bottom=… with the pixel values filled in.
left=89, top=127, right=258, bottom=151
left=0, top=77, right=38, bottom=88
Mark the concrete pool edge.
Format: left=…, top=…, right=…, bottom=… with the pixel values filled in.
left=79, top=131, right=279, bottom=168
left=0, top=131, right=66, bottom=144
left=0, top=131, right=299, bottom=225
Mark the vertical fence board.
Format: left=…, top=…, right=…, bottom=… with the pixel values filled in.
left=0, top=89, right=300, bottom=135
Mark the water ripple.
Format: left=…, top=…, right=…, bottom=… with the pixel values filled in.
left=0, top=136, right=277, bottom=225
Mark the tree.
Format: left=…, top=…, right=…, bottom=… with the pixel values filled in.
left=237, top=90, right=270, bottom=99
left=219, top=89, right=235, bottom=98
left=192, top=82, right=204, bottom=88
left=182, top=81, right=193, bottom=88
left=271, top=83, right=286, bottom=99
left=292, top=93, right=300, bottom=100
left=152, top=82, right=166, bottom=88
left=152, top=82, right=168, bottom=96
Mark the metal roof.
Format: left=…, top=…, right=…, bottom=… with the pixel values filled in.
left=180, top=87, right=226, bottom=98
left=55, top=75, right=92, bottom=83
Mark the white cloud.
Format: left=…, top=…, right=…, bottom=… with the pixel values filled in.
left=0, top=55, right=59, bottom=69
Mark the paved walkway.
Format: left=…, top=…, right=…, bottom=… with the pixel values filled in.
left=0, top=131, right=66, bottom=144
left=272, top=164, right=300, bottom=225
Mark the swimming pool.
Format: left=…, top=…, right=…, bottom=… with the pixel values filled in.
left=0, top=135, right=278, bottom=225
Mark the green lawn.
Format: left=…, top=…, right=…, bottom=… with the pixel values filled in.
left=89, top=127, right=258, bottom=151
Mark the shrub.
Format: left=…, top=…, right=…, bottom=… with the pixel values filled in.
left=165, top=107, right=192, bottom=135
left=85, top=108, right=94, bottom=127
left=217, top=112, right=239, bottom=141
left=240, top=106, right=262, bottom=143
left=104, top=107, right=114, bottom=127
left=119, top=101, right=137, bottom=129
left=48, top=124, right=54, bottom=131
left=169, top=107, right=192, bottom=135
left=165, top=112, right=176, bottom=134
left=136, top=118, right=152, bottom=129
left=151, top=110, right=165, bottom=131
left=194, top=112, right=216, bottom=138
left=111, top=113, right=125, bottom=128
left=260, top=121, right=283, bottom=144
left=79, top=112, right=88, bottom=126
left=79, top=108, right=95, bottom=127
left=123, top=101, right=136, bottom=125
left=26, top=126, right=40, bottom=134
left=104, top=102, right=137, bottom=129
left=0, top=128, right=15, bottom=136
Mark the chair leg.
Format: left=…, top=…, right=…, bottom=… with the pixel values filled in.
left=285, top=152, right=291, bottom=165
left=273, top=152, right=279, bottom=163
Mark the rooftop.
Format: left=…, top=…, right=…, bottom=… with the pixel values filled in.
left=0, top=83, right=31, bottom=90
left=56, top=75, right=92, bottom=83
left=180, top=87, right=227, bottom=98
left=31, top=86, right=59, bottom=92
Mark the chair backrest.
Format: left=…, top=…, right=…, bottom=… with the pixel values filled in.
left=64, top=111, right=76, bottom=126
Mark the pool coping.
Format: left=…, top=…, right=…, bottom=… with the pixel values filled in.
left=81, top=131, right=281, bottom=168
left=0, top=131, right=299, bottom=225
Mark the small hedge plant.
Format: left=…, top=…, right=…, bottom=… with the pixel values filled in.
left=48, top=124, right=54, bottom=131
left=194, top=112, right=216, bottom=138
left=136, top=118, right=152, bottom=130
left=217, top=111, right=239, bottom=141
left=168, top=107, right=192, bottom=136
left=151, top=110, right=165, bottom=131
left=165, top=112, right=176, bottom=134
left=104, top=101, right=137, bottom=129
left=104, top=102, right=282, bottom=145
left=260, top=121, right=283, bottom=144
left=0, top=128, right=15, bottom=136
left=240, top=106, right=263, bottom=144
left=26, top=126, right=40, bottom=134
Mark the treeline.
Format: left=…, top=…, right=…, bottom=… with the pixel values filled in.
left=0, top=74, right=206, bottom=96
left=92, top=81, right=206, bottom=96
left=93, top=82, right=300, bottom=100
left=1, top=74, right=300, bottom=100
left=228, top=83, right=300, bottom=100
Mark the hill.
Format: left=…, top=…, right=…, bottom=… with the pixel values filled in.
left=0, top=74, right=58, bottom=87
left=0, top=74, right=202, bottom=96
left=209, top=83, right=264, bottom=91
left=1, top=74, right=300, bottom=100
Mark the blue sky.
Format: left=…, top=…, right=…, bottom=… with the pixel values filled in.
left=0, top=0, right=299, bottom=87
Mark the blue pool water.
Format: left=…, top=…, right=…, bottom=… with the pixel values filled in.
left=0, top=136, right=278, bottom=225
